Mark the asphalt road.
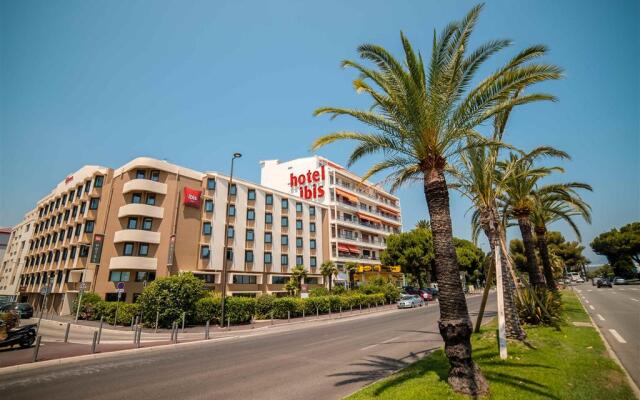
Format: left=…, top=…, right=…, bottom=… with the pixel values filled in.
left=574, top=283, right=640, bottom=387
left=0, top=294, right=496, bottom=400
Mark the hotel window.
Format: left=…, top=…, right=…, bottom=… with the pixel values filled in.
left=247, top=189, right=256, bottom=201
left=281, top=254, right=289, bottom=266
left=75, top=224, right=81, bottom=237
left=264, top=232, right=272, bottom=243
left=306, top=277, right=319, bottom=285
left=128, top=217, right=138, bottom=229
left=247, top=209, right=255, bottom=220
left=84, top=220, right=95, bottom=233
left=62, top=194, right=67, bottom=205
left=55, top=198, right=61, bottom=209
left=246, top=229, right=254, bottom=241
left=265, top=194, right=273, bottom=205
left=54, top=250, right=60, bottom=262
left=310, top=239, right=316, bottom=249
left=150, top=170, right=160, bottom=182
left=207, top=178, right=216, bottom=190
left=226, top=248, right=233, bottom=261
left=106, top=293, right=126, bottom=302
left=281, top=199, right=288, bottom=209
left=57, top=214, right=63, bottom=225
left=132, top=193, right=142, bottom=204
left=265, top=212, right=273, bottom=224
left=109, top=271, right=130, bottom=282
left=136, top=271, right=156, bottom=282
left=296, top=202, right=303, bottom=213
left=309, top=206, right=316, bottom=216
left=281, top=216, right=289, bottom=227
left=264, top=252, right=272, bottom=264
left=296, top=237, right=303, bottom=248
left=228, top=204, right=236, bottom=217
left=52, top=232, right=58, bottom=243
left=94, top=175, right=104, bottom=188
left=310, top=256, right=317, bottom=267
left=84, top=181, right=91, bottom=193
left=79, top=201, right=86, bottom=214
left=138, top=243, right=149, bottom=256
left=229, top=184, right=237, bottom=196
left=194, top=274, right=214, bottom=284
left=136, top=170, right=146, bottom=179
left=66, top=227, right=73, bottom=239
left=201, top=245, right=210, bottom=258
left=296, top=219, right=303, bottom=230
left=272, top=276, right=287, bottom=284
left=281, top=235, right=289, bottom=245
left=296, top=255, right=303, bottom=266
left=227, top=226, right=234, bottom=238
left=245, top=250, right=254, bottom=262
left=62, top=248, right=68, bottom=261
left=64, top=210, right=70, bottom=221
left=233, top=275, right=257, bottom=284
left=79, top=245, right=89, bottom=257
left=204, top=200, right=214, bottom=212
left=146, top=194, right=156, bottom=206
left=77, top=185, right=83, bottom=196
left=72, top=206, right=78, bottom=217
left=203, top=222, right=212, bottom=235
left=89, top=198, right=99, bottom=210
left=123, top=242, right=134, bottom=256
left=46, top=235, right=51, bottom=245
left=142, top=218, right=152, bottom=231
left=70, top=246, right=77, bottom=259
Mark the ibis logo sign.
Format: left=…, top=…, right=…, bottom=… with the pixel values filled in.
left=183, top=187, right=202, bottom=208
left=289, top=165, right=326, bottom=200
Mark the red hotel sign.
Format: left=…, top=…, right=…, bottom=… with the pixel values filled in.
left=183, top=187, right=202, bottom=208
left=290, top=165, right=326, bottom=200
left=65, top=176, right=74, bottom=184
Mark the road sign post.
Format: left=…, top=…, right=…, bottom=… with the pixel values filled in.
left=114, top=282, right=125, bottom=327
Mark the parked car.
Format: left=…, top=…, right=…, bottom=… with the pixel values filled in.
left=397, top=294, right=424, bottom=309
left=613, top=277, right=626, bottom=285
left=422, top=287, right=439, bottom=298
left=0, top=303, right=34, bottom=319
left=575, top=276, right=585, bottom=283
left=597, top=278, right=612, bottom=288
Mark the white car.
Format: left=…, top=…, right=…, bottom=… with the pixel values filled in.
left=398, top=294, right=424, bottom=309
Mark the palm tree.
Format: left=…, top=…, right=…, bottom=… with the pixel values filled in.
left=320, top=261, right=339, bottom=291
left=415, top=219, right=431, bottom=230
left=344, top=262, right=358, bottom=289
left=530, top=186, right=592, bottom=290
left=291, top=265, right=308, bottom=294
left=311, top=5, right=560, bottom=395
left=499, top=149, right=569, bottom=288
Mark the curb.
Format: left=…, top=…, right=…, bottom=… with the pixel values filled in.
left=573, top=288, right=640, bottom=399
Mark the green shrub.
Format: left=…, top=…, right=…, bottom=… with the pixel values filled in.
left=195, top=295, right=221, bottom=324
left=330, top=285, right=347, bottom=295
left=303, top=296, right=330, bottom=314
left=256, top=294, right=276, bottom=318
left=137, top=273, right=206, bottom=328
left=516, top=287, right=562, bottom=326
left=224, top=296, right=256, bottom=324
left=309, top=287, right=330, bottom=297
left=72, top=292, right=103, bottom=320
left=95, top=301, right=140, bottom=325
left=270, top=297, right=303, bottom=318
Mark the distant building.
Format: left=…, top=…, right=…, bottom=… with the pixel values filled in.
left=0, top=212, right=37, bottom=300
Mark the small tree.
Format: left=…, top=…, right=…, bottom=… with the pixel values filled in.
left=320, top=261, right=338, bottom=291
left=345, top=262, right=358, bottom=288
left=291, top=265, right=308, bottom=291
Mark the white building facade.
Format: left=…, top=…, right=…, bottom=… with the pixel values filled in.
left=0, top=210, right=37, bottom=300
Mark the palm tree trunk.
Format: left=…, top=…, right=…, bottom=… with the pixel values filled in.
left=516, top=213, right=545, bottom=288
left=499, top=245, right=526, bottom=340
left=424, top=168, right=488, bottom=397
left=535, top=226, right=557, bottom=291
left=328, top=275, right=332, bottom=291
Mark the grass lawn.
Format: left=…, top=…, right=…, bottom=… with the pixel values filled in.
left=347, top=290, right=636, bottom=400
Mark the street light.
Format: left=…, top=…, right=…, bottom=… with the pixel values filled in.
left=220, top=152, right=242, bottom=327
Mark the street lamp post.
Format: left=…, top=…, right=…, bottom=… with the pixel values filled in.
left=220, top=152, right=241, bottom=328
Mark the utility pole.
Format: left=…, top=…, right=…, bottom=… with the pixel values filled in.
left=220, top=153, right=242, bottom=328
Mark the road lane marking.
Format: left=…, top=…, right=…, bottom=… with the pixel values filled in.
left=576, top=289, right=582, bottom=293
left=587, top=289, right=593, bottom=292
left=631, top=298, right=639, bottom=302
left=589, top=305, right=595, bottom=310
left=609, top=329, right=627, bottom=344
left=597, top=314, right=605, bottom=321
left=360, top=344, right=378, bottom=351
left=585, top=299, right=590, bottom=303
left=381, top=336, right=403, bottom=344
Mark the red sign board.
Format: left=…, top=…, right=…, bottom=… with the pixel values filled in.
left=65, top=176, right=74, bottom=184
left=289, top=165, right=326, bottom=200
left=183, top=187, right=202, bottom=208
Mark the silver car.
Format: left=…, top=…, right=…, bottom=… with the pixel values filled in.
left=398, top=294, right=424, bottom=309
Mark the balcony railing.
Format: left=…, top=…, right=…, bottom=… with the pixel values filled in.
left=334, top=200, right=401, bottom=223
left=333, top=216, right=400, bottom=234
left=333, top=181, right=400, bottom=208
left=334, top=233, right=387, bottom=247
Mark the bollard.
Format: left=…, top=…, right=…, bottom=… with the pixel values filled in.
left=302, top=309, right=305, bottom=320
left=316, top=307, right=319, bottom=319
left=154, top=311, right=159, bottom=334
left=181, top=312, right=186, bottom=333
left=271, top=311, right=274, bottom=325
left=134, top=316, right=139, bottom=329
left=227, top=317, right=230, bottom=329
left=170, top=322, right=175, bottom=342
left=251, top=316, right=255, bottom=329
left=91, top=331, right=98, bottom=353
left=136, top=326, right=142, bottom=348
left=64, top=322, right=71, bottom=343
left=329, top=308, right=332, bottom=319
left=350, top=305, right=353, bottom=313
left=174, top=322, right=179, bottom=343
left=97, top=317, right=104, bottom=344
left=339, top=306, right=342, bottom=318
left=287, top=311, right=290, bottom=323
left=205, top=320, right=210, bottom=339
left=130, top=316, right=135, bottom=330
left=32, top=336, right=42, bottom=362
left=368, top=303, right=371, bottom=312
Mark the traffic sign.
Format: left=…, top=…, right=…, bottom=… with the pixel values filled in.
left=79, top=282, right=88, bottom=291
left=40, top=286, right=51, bottom=296
left=116, top=282, right=125, bottom=290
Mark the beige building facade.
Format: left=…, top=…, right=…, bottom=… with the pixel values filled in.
left=0, top=212, right=36, bottom=300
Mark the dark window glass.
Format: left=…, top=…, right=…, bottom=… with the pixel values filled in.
left=281, top=216, right=288, bottom=227
left=281, top=235, right=288, bottom=245
left=127, top=217, right=138, bottom=229
left=201, top=245, right=210, bottom=258
left=229, top=184, right=237, bottom=196
left=246, top=229, right=254, bottom=241
left=132, top=193, right=142, bottom=204
left=248, top=189, right=256, bottom=201
left=225, top=248, right=233, bottom=261
left=310, top=222, right=316, bottom=233
left=79, top=245, right=89, bottom=257
left=123, top=242, right=134, bottom=256
left=296, top=202, right=303, bottom=212
left=272, top=276, right=287, bottom=284
left=72, top=206, right=78, bottom=217
left=142, top=218, right=152, bottom=231
left=265, top=194, right=273, bottom=205
left=204, top=200, right=214, bottom=212
left=109, top=271, right=130, bottom=282
left=296, top=255, right=303, bottom=266
left=264, top=232, right=272, bottom=243
left=136, top=170, right=146, bottom=179
left=105, top=293, right=126, bottom=302
left=84, top=220, right=95, bottom=233
left=70, top=246, right=77, bottom=259
left=146, top=194, right=156, bottom=206
left=310, top=239, right=316, bottom=249
left=296, top=237, right=303, bottom=248
left=245, top=250, right=254, bottom=262
left=265, top=213, right=273, bottom=224
left=247, top=209, right=255, bottom=220
left=84, top=181, right=91, bottom=193
left=194, top=274, right=214, bottom=283
left=227, top=226, right=234, bottom=238
left=136, top=272, right=156, bottom=282
left=309, top=206, right=316, bottom=216
left=138, top=243, right=149, bottom=256
left=150, top=170, right=160, bottom=182
left=80, top=202, right=86, bottom=214
left=233, top=275, right=257, bottom=284
left=296, top=219, right=303, bottom=230
left=207, top=178, right=216, bottom=190
left=203, top=222, right=212, bottom=235
left=281, top=254, right=288, bottom=266
left=94, top=175, right=104, bottom=188
left=310, top=256, right=317, bottom=267
left=306, top=277, right=318, bottom=285
left=281, top=199, right=288, bottom=209
left=228, top=204, right=236, bottom=216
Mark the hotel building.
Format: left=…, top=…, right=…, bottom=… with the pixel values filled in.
left=16, top=157, right=329, bottom=315
left=260, top=156, right=402, bottom=285
left=0, top=216, right=36, bottom=300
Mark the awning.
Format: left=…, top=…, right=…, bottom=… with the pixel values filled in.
left=337, top=243, right=351, bottom=253
left=377, top=205, right=399, bottom=216
left=336, top=188, right=358, bottom=203
left=347, top=245, right=360, bottom=254
left=357, top=212, right=382, bottom=225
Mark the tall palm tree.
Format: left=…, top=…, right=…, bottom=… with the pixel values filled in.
left=311, top=5, right=560, bottom=395
left=344, top=262, right=358, bottom=288
left=530, top=186, right=592, bottom=290
left=320, top=261, right=339, bottom=291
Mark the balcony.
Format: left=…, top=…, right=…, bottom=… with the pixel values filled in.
left=332, top=253, right=382, bottom=265
left=123, top=179, right=168, bottom=195
left=332, top=181, right=400, bottom=209
left=333, top=216, right=399, bottom=235
left=109, top=256, right=157, bottom=271
left=113, top=229, right=161, bottom=244
left=118, top=203, right=164, bottom=219
left=334, top=234, right=386, bottom=249
left=334, top=200, right=401, bottom=225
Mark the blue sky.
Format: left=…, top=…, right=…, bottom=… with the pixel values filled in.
left=1, top=0, right=638, bottom=262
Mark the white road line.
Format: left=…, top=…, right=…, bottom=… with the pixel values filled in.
left=360, top=344, right=378, bottom=351
left=587, top=289, right=593, bottom=292
left=631, top=288, right=639, bottom=291
left=589, top=305, right=595, bottom=310
left=576, top=289, right=582, bottom=293
left=381, top=336, right=403, bottom=344
left=619, top=288, right=625, bottom=291
left=609, top=329, right=627, bottom=344
left=631, top=298, right=639, bottom=302
left=597, top=314, right=605, bottom=321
